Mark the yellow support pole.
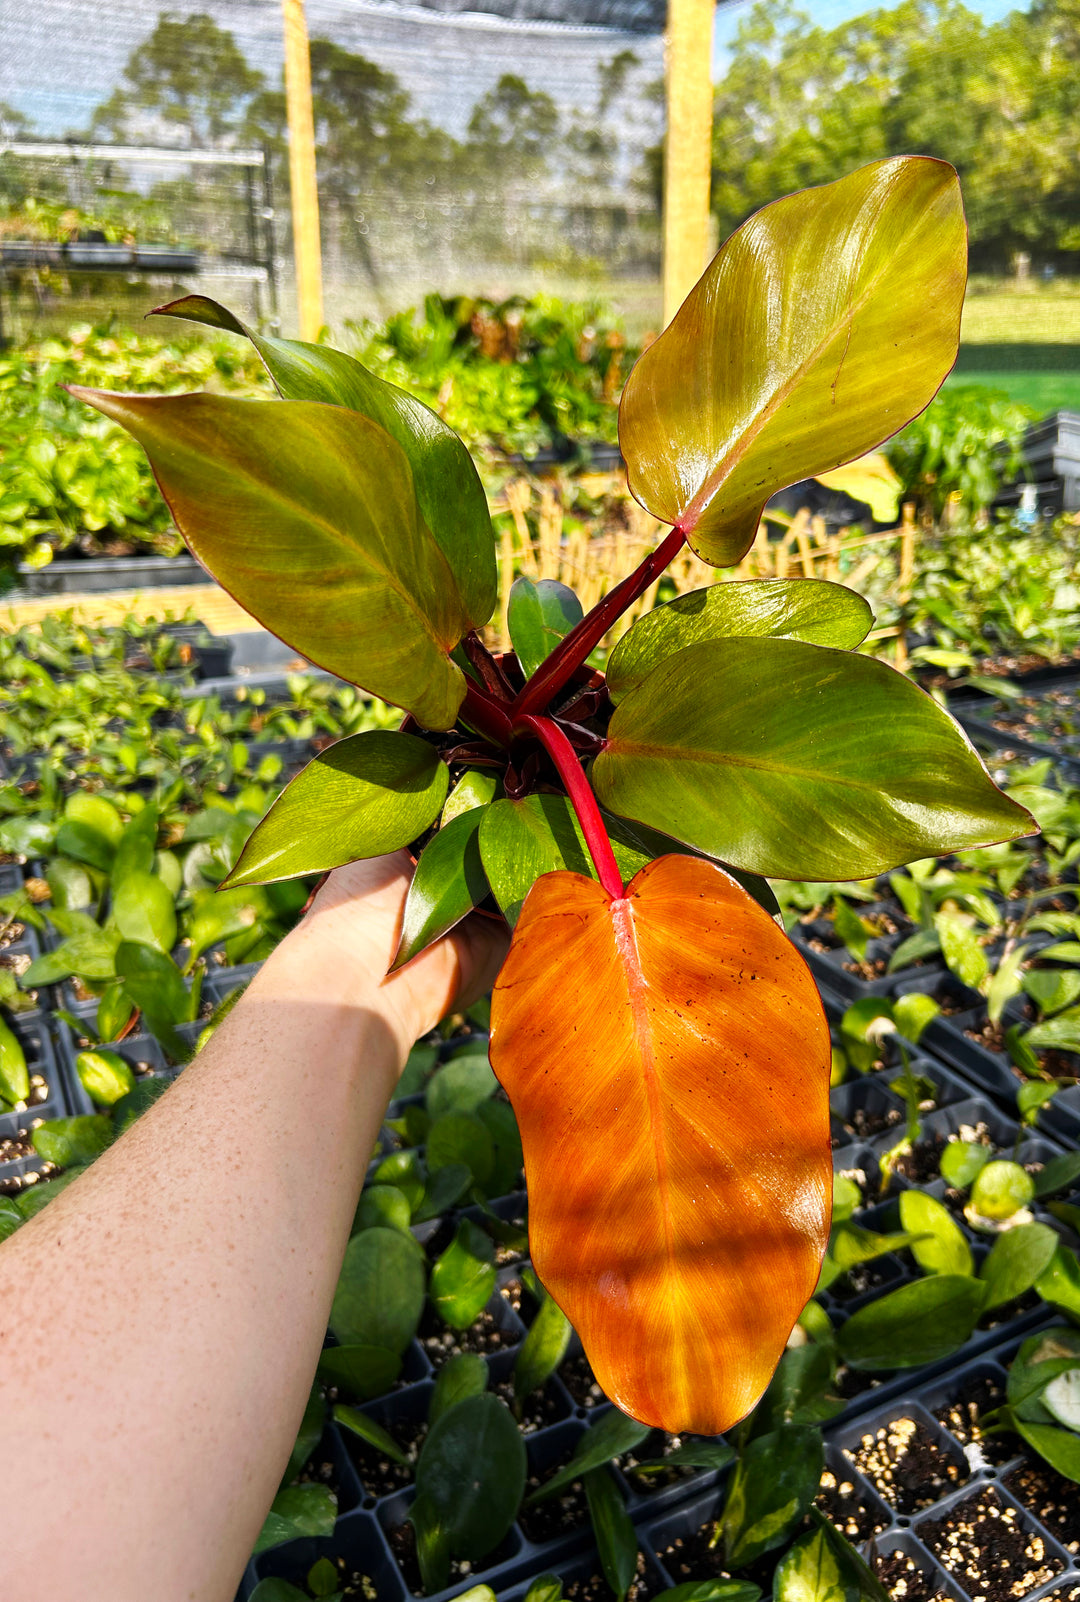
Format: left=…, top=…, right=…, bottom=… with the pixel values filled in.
left=662, top=0, right=716, bottom=328
left=282, top=0, right=324, bottom=340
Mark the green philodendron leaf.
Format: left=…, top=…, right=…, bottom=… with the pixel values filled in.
left=110, top=869, right=177, bottom=955
left=513, top=1290, right=572, bottom=1402
left=1012, top=1416, right=1080, bottom=1483
left=224, top=732, right=448, bottom=888
left=413, top=1163, right=474, bottom=1224
left=55, top=819, right=115, bottom=873
left=253, top=1483, right=337, bottom=1556
left=115, top=940, right=192, bottom=1062
left=585, top=1468, right=639, bottom=1602
left=354, top=1184, right=413, bottom=1234
left=429, top=1351, right=489, bottom=1426
left=1035, top=1247, right=1080, bottom=1319
left=970, top=1160, right=1035, bottom=1222
left=425, top=1111, right=495, bottom=1189
left=1035, top=1153, right=1080, bottom=1198
left=935, top=914, right=988, bottom=990
left=1023, top=969, right=1080, bottom=1018
left=430, top=1218, right=497, bottom=1329
left=593, top=638, right=1034, bottom=881
left=892, top=992, right=940, bottom=1046
left=818, top=1226, right=928, bottom=1296
left=443, top=769, right=500, bottom=824
left=619, top=157, right=965, bottom=566
left=657, top=1585, right=761, bottom=1602
left=633, top=1441, right=737, bottom=1476
left=425, top=1052, right=498, bottom=1121
left=68, top=388, right=478, bottom=729
left=46, top=857, right=95, bottom=911
left=76, top=1048, right=136, bottom=1108
left=110, top=804, right=159, bottom=889
left=315, top=1344, right=402, bottom=1400
left=722, top=1425, right=823, bottom=1569
left=507, top=577, right=585, bottom=679
left=249, top=1581, right=309, bottom=1602
left=0, top=1018, right=30, bottom=1107
left=391, top=807, right=490, bottom=970
left=528, top=1409, right=651, bottom=1504
left=1025, top=1011, right=1080, bottom=1054
left=1007, top=1329, right=1080, bottom=1418
left=333, top=1402, right=410, bottom=1465
left=476, top=793, right=717, bottom=927
left=330, top=1227, right=426, bottom=1354
left=32, top=1114, right=113, bottom=1169
left=774, top=1507, right=890, bottom=1602
left=285, top=1384, right=327, bottom=1484
left=412, top=1394, right=526, bottom=1571
left=940, top=1138, right=991, bottom=1190
left=837, top=1275, right=987, bottom=1369
left=153, top=294, right=497, bottom=625
left=185, top=886, right=265, bottom=967
left=980, top=1222, right=1060, bottom=1309
left=898, top=1190, right=973, bottom=1278
left=372, top=1149, right=425, bottom=1213
left=606, top=579, right=873, bottom=702
left=96, top=982, right=134, bottom=1045
left=475, top=1097, right=523, bottom=1198
left=751, top=1343, right=841, bottom=1432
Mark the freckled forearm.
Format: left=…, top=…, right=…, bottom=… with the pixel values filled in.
left=0, top=913, right=408, bottom=1602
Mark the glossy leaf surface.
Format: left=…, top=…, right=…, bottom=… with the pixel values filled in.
left=330, top=1227, right=426, bottom=1354
left=507, top=577, right=585, bottom=679
left=837, top=1275, right=987, bottom=1369
left=585, top=1469, right=639, bottom=1602
left=722, top=1425, right=824, bottom=1568
left=606, top=580, right=873, bottom=702
left=594, top=639, right=1034, bottom=881
left=69, top=388, right=476, bottom=728
left=411, top=1394, right=526, bottom=1587
left=155, top=294, right=497, bottom=623
left=774, top=1507, right=890, bottom=1602
left=391, top=807, right=489, bottom=970
left=430, top=1219, right=497, bottom=1329
left=527, top=1408, right=650, bottom=1503
left=980, top=1222, right=1059, bottom=1309
left=619, top=158, right=965, bottom=564
left=490, top=854, right=831, bottom=1432
left=225, top=732, right=448, bottom=887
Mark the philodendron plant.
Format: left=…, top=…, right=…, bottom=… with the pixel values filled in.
left=73, top=157, right=1035, bottom=1436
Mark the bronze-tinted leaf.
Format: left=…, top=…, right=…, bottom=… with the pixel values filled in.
left=619, top=158, right=966, bottom=565
left=153, top=294, right=496, bottom=624
left=67, top=389, right=476, bottom=729
left=489, top=854, right=831, bottom=1433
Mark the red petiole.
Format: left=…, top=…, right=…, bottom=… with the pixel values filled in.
left=510, top=523, right=687, bottom=720
left=515, top=713, right=624, bottom=899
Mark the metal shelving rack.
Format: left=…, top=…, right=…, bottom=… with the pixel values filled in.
left=0, top=140, right=278, bottom=340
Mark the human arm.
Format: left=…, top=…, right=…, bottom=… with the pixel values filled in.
left=0, top=852, right=508, bottom=1602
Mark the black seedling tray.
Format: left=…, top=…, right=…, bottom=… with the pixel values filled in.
left=0, top=1016, right=71, bottom=1193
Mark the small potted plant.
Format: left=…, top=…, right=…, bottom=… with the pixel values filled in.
left=71, top=156, right=1034, bottom=1436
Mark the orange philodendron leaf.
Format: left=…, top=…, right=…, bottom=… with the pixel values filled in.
left=488, top=853, right=832, bottom=1434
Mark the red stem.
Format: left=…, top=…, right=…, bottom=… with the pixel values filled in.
left=511, top=523, right=687, bottom=719
left=460, top=681, right=513, bottom=747
left=516, top=713, right=624, bottom=899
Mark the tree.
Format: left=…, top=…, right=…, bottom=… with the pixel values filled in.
left=90, top=12, right=265, bottom=148
left=467, top=74, right=559, bottom=176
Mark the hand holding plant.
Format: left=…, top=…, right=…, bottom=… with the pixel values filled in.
left=74, top=157, right=1035, bottom=1434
